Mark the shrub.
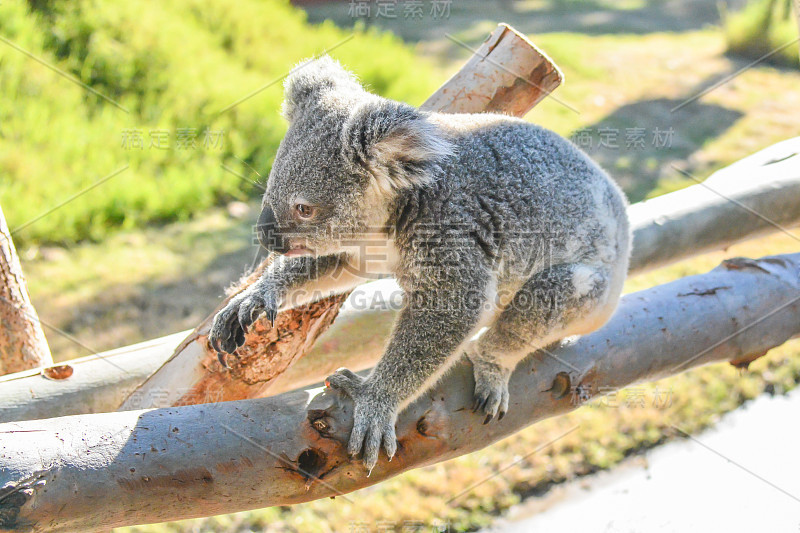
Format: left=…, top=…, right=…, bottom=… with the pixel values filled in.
left=722, top=0, right=799, bottom=68
left=0, top=0, right=439, bottom=246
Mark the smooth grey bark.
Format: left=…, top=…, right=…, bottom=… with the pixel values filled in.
left=1, top=253, right=798, bottom=532
left=0, top=331, right=187, bottom=422
left=628, top=136, right=800, bottom=273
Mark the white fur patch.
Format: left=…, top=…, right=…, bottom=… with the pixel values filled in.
left=589, top=180, right=619, bottom=264
left=572, top=265, right=598, bottom=297
left=368, top=120, right=452, bottom=194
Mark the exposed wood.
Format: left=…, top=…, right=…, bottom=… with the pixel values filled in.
left=117, top=23, right=563, bottom=411
left=0, top=205, right=52, bottom=375
left=420, top=23, right=563, bottom=116
left=1, top=253, right=798, bottom=532
left=2, top=138, right=799, bottom=421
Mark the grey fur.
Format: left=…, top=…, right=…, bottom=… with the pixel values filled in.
left=208, top=57, right=631, bottom=472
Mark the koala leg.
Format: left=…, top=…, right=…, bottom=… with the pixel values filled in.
left=468, top=262, right=622, bottom=421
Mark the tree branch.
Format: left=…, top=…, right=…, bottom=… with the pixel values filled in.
left=1, top=253, right=798, bottom=532
left=0, top=205, right=52, bottom=375
left=629, top=137, right=800, bottom=273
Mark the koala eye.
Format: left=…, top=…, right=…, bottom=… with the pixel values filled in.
left=294, top=203, right=316, bottom=220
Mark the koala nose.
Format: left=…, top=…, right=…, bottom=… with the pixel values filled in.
left=257, top=206, right=287, bottom=253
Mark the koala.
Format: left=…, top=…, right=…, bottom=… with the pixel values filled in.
left=209, top=56, right=631, bottom=473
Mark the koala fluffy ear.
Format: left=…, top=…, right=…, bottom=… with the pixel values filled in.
left=343, top=100, right=453, bottom=194
left=282, top=56, right=363, bottom=123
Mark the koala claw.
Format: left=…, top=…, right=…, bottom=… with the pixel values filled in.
left=265, top=307, right=278, bottom=326
left=236, top=292, right=276, bottom=333
left=325, top=368, right=398, bottom=472
left=471, top=362, right=510, bottom=423
left=208, top=289, right=278, bottom=356
left=209, top=302, right=244, bottom=355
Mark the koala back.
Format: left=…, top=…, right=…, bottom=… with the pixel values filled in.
left=389, top=112, right=631, bottom=288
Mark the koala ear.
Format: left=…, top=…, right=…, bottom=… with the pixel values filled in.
left=282, top=56, right=363, bottom=122
left=343, top=100, right=453, bottom=194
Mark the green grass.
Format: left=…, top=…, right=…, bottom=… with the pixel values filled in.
left=0, top=0, right=439, bottom=247
left=723, top=0, right=799, bottom=68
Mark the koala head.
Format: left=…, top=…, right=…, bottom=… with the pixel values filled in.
left=257, top=56, right=452, bottom=257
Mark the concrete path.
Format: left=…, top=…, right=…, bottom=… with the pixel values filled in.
left=488, top=388, right=800, bottom=533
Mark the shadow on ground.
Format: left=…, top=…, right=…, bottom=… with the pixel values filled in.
left=577, top=98, right=742, bottom=202
left=298, top=0, right=748, bottom=44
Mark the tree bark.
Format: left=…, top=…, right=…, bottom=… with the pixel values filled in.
left=117, top=23, right=564, bottom=411
left=794, top=0, right=800, bottom=60
left=1, top=253, right=798, bottom=532
left=0, top=206, right=52, bottom=375
left=0, top=331, right=186, bottom=421
left=1, top=137, right=799, bottom=421
left=629, top=136, right=800, bottom=273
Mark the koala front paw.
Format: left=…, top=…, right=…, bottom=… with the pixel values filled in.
left=325, top=368, right=398, bottom=474
left=208, top=288, right=278, bottom=357
left=470, top=359, right=511, bottom=424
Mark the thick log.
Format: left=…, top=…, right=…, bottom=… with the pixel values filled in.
left=2, top=138, right=799, bottom=421
left=1, top=253, right=798, bottom=532
left=0, top=206, right=52, bottom=375
left=117, top=23, right=564, bottom=411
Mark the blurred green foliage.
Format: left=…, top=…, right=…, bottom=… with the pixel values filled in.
left=723, top=0, right=799, bottom=67
left=0, top=0, right=439, bottom=246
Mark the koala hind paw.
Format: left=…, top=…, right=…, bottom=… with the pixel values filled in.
left=325, top=368, right=398, bottom=474
left=471, top=361, right=511, bottom=424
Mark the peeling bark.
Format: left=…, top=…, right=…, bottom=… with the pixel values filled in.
left=0, top=206, right=52, bottom=375
left=1, top=253, right=798, bottom=532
